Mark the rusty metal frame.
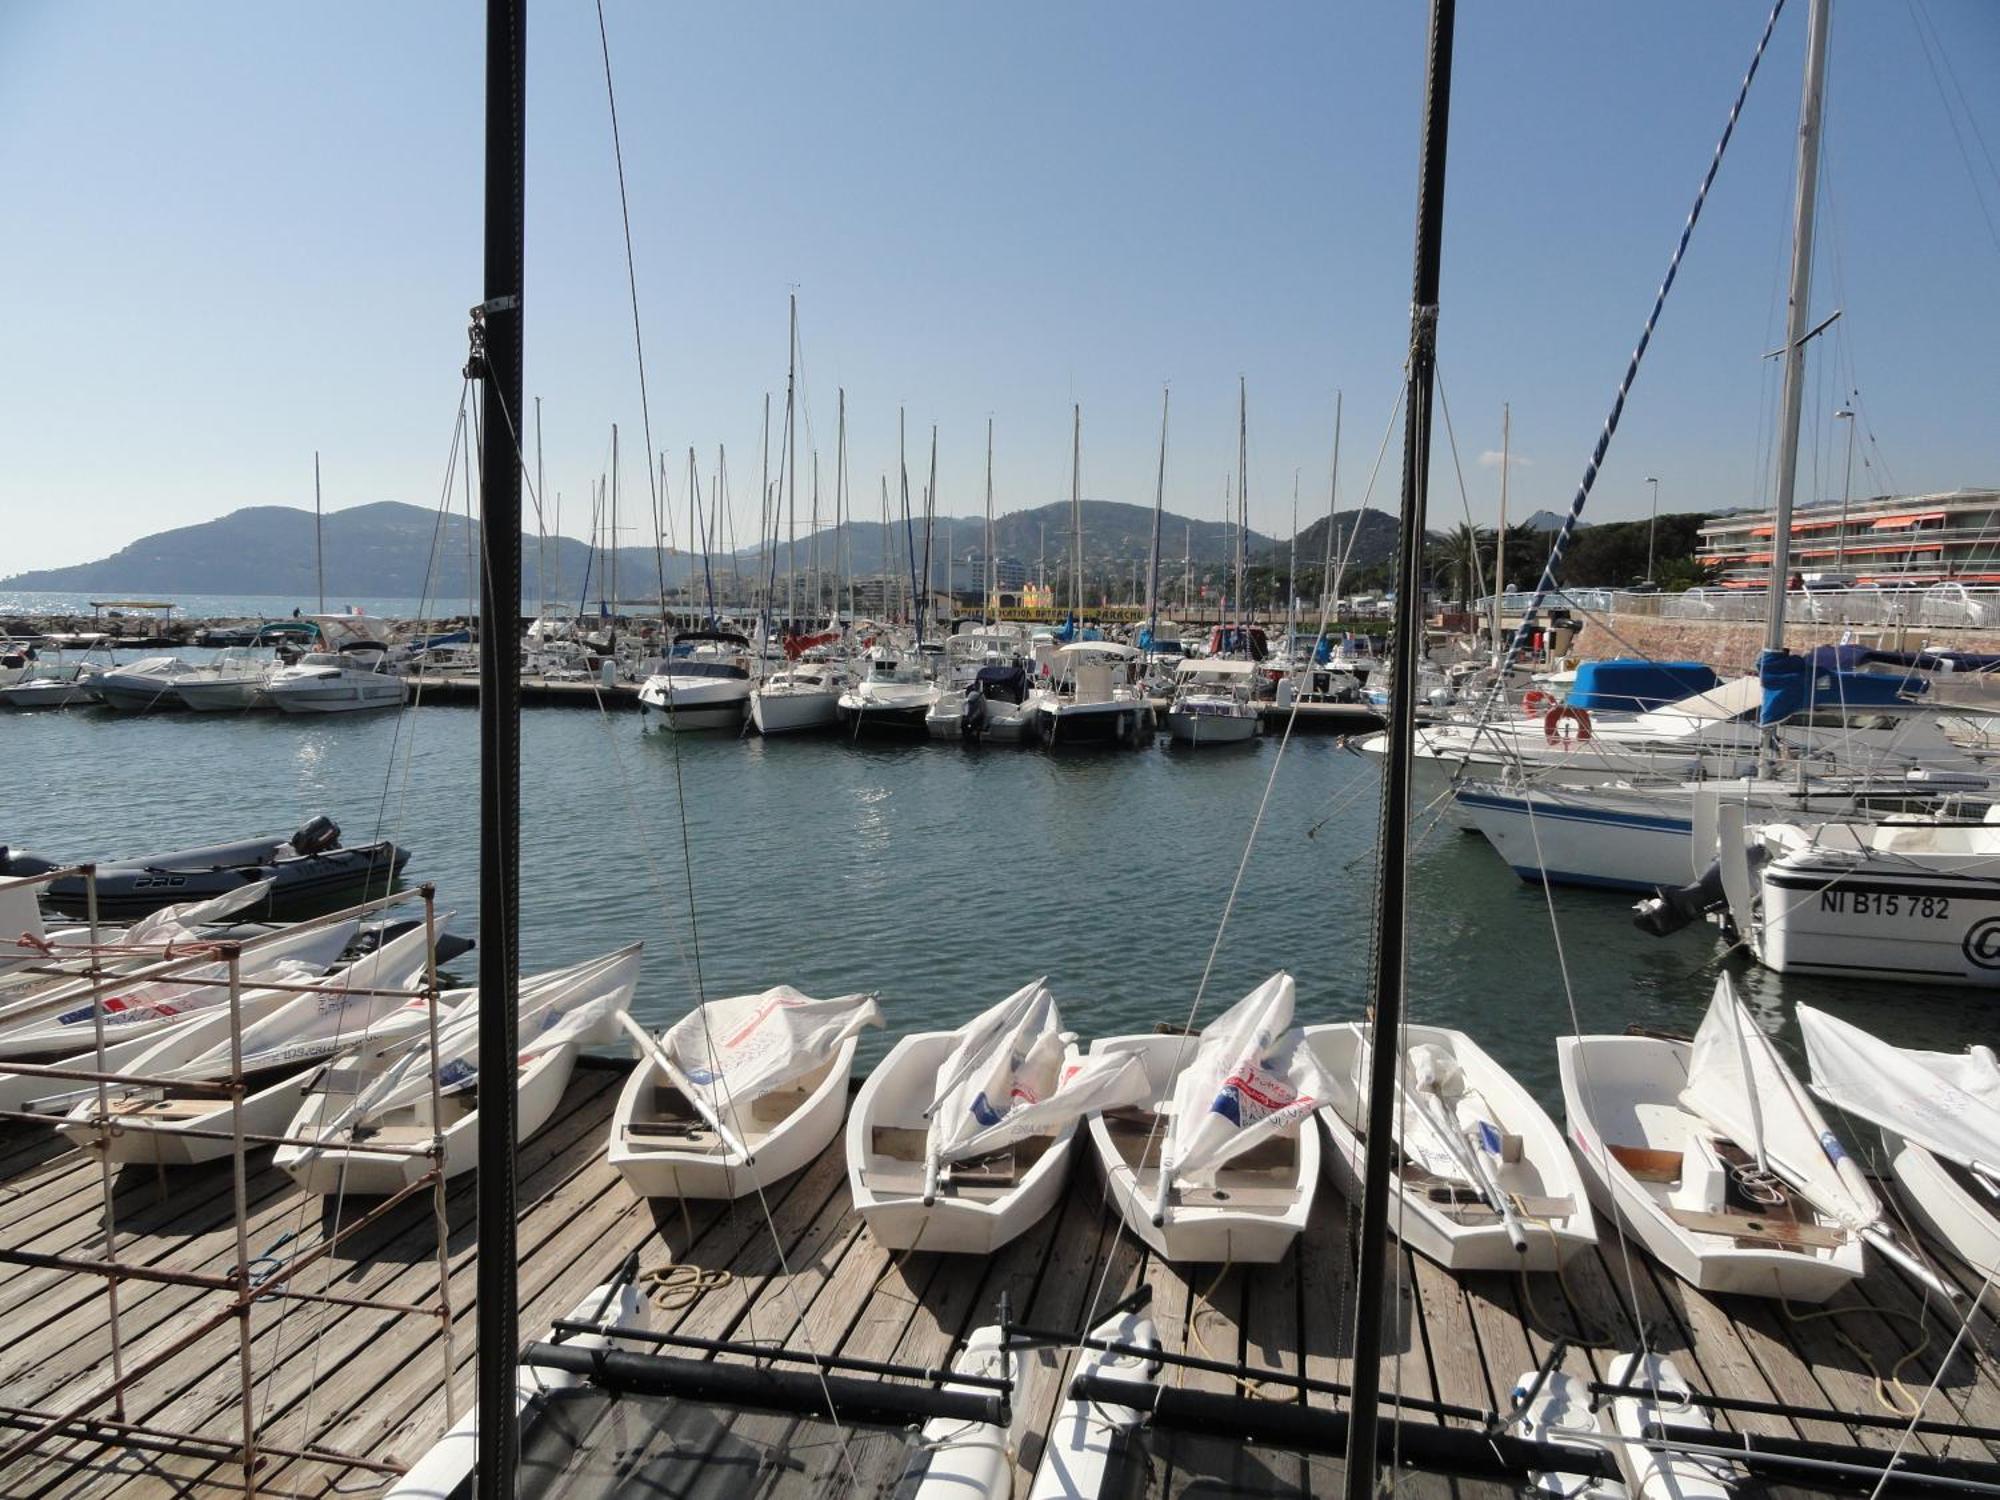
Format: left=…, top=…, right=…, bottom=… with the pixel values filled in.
left=0, top=875, right=453, bottom=1496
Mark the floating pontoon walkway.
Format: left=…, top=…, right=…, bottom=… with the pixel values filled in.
left=0, top=1057, right=1995, bottom=1496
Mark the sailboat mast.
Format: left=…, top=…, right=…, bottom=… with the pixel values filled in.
left=1236, top=379, right=1248, bottom=645
left=785, top=293, right=798, bottom=630
left=1147, top=388, right=1168, bottom=643
left=880, top=475, right=891, bottom=621
left=984, top=417, right=996, bottom=626
left=1069, top=405, right=1083, bottom=622
left=1286, top=472, right=1298, bottom=647
left=1321, top=392, right=1342, bottom=618
left=757, top=393, right=770, bottom=630
left=838, top=390, right=852, bottom=622
left=1761, top=0, right=1832, bottom=657
left=473, top=0, right=525, bottom=1488
left=534, top=397, right=545, bottom=619
left=610, top=422, right=619, bottom=641
left=1345, top=5, right=1455, bottom=1499
left=810, top=452, right=821, bottom=623
left=1183, top=523, right=1191, bottom=618
left=1493, top=402, right=1510, bottom=653
left=925, top=426, right=938, bottom=636
left=313, top=451, right=325, bottom=616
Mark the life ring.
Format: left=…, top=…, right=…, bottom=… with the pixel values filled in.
left=1544, top=704, right=1593, bottom=745
left=1522, top=689, right=1554, bottom=718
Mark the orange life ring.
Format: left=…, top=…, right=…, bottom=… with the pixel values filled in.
left=1522, top=689, right=1554, bottom=718
left=1544, top=704, right=1593, bottom=745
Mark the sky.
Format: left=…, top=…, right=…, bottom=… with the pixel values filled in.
left=1, top=1, right=1996, bottom=574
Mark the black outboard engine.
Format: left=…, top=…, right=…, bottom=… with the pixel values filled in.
left=1632, top=861, right=1729, bottom=938
left=289, top=816, right=341, bottom=858
left=961, top=687, right=987, bottom=740
left=0, top=846, right=58, bottom=877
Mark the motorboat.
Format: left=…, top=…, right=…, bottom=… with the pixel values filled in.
left=0, top=815, right=410, bottom=920
left=176, top=645, right=286, bottom=711
left=637, top=630, right=755, bottom=731
left=748, top=658, right=846, bottom=735
left=925, top=628, right=1032, bottom=741
left=0, top=658, right=100, bottom=710
left=963, top=664, right=1037, bottom=743
left=1800, top=1005, right=2000, bottom=1286
left=274, top=943, right=641, bottom=1195
left=91, top=656, right=202, bottom=713
left=835, top=642, right=937, bottom=735
left=1035, top=642, right=1153, bottom=748
left=608, top=984, right=880, bottom=1200
left=1303, top=1021, right=1596, bottom=1272
left=1557, top=975, right=1918, bottom=1303
left=847, top=978, right=1147, bottom=1254
left=266, top=642, right=409, bottom=714
left=1163, top=657, right=1261, bottom=746
left=52, top=922, right=440, bottom=1165
left=1086, top=973, right=1324, bottom=1264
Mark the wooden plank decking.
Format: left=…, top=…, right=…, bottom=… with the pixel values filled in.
left=0, top=1056, right=1995, bottom=1497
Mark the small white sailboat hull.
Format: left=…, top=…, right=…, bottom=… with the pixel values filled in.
left=1883, top=1129, right=2000, bottom=1288
left=749, top=685, right=841, bottom=735
left=847, top=1031, right=1077, bottom=1255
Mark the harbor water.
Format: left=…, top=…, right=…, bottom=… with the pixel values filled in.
left=2, top=702, right=1987, bottom=1106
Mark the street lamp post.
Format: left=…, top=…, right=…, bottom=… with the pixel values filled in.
left=1644, top=476, right=1660, bottom=584
left=1835, top=407, right=1855, bottom=570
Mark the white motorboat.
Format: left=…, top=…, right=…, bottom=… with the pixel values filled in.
left=748, top=659, right=845, bottom=735
left=835, top=642, right=937, bottom=735
left=925, top=628, right=1032, bottom=741
left=608, top=983, right=880, bottom=1200
left=1558, top=976, right=1891, bottom=1303
left=274, top=943, right=641, bottom=1195
left=91, top=656, right=202, bottom=713
left=1704, top=800, right=2000, bottom=987
left=1305, top=1021, right=1596, bottom=1272
left=847, top=978, right=1148, bottom=1255
left=0, top=660, right=99, bottom=709
left=638, top=629, right=756, bottom=731
left=53, top=923, right=439, bottom=1166
left=1800, top=1004, right=2000, bottom=1286
left=1163, top=657, right=1261, bottom=745
left=266, top=641, right=409, bottom=714
left=1035, top=642, right=1153, bottom=749
left=176, top=646, right=284, bottom=711
left=1087, top=973, right=1324, bottom=1264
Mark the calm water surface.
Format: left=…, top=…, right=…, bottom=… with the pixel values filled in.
left=2, top=703, right=1986, bottom=1104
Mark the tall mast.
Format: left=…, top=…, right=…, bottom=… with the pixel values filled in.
left=1286, top=471, right=1299, bottom=647
left=880, top=475, right=891, bottom=621
left=785, top=293, right=798, bottom=629
left=1345, top=5, right=1454, bottom=1500
left=1493, top=402, right=1510, bottom=653
left=313, top=451, right=325, bottom=616
left=924, top=426, right=938, bottom=636
left=1147, top=388, right=1168, bottom=644
left=1321, top=392, right=1343, bottom=620
left=900, top=409, right=918, bottom=628
left=810, top=452, right=821, bottom=623
left=472, top=0, right=525, bottom=1490
left=757, top=393, right=770, bottom=629
left=837, top=390, right=852, bottom=622
left=609, top=422, right=619, bottom=641
left=984, top=417, right=996, bottom=626
left=533, top=399, right=546, bottom=619
left=1236, top=380, right=1248, bottom=645
left=1761, top=0, right=1833, bottom=657
left=1069, top=405, right=1083, bottom=622
left=1183, top=523, right=1192, bottom=618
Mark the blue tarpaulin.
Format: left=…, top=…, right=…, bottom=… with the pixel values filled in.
left=1567, top=659, right=1718, bottom=712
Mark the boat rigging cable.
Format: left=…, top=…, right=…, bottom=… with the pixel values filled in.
left=572, top=6, right=863, bottom=1481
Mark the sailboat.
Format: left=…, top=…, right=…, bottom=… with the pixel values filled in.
left=1086, top=973, right=1325, bottom=1264
left=608, top=983, right=880, bottom=1200
left=1167, top=384, right=1261, bottom=746
left=274, top=944, right=641, bottom=1195
left=846, top=977, right=1148, bottom=1254
left=1561, top=974, right=1951, bottom=1302
left=1801, top=1005, right=2000, bottom=1284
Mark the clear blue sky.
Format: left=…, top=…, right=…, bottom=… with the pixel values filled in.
left=2, top=1, right=1995, bottom=573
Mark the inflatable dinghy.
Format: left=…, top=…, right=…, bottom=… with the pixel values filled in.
left=0, top=816, right=409, bottom=919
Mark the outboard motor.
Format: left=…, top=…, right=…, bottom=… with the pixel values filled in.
left=1632, top=861, right=1729, bottom=938
left=961, top=687, right=988, bottom=740
left=0, top=847, right=58, bottom=877
left=289, top=816, right=341, bottom=858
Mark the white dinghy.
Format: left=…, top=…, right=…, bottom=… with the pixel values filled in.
left=1306, top=1021, right=1597, bottom=1272
left=274, top=943, right=641, bottom=1196
left=1800, top=1005, right=2000, bottom=1287
left=608, top=983, right=880, bottom=1200
left=1562, top=976, right=1947, bottom=1303
left=0, top=878, right=278, bottom=1003
left=1088, top=973, right=1325, bottom=1264
left=847, top=977, right=1149, bottom=1254
left=0, top=910, right=360, bottom=1060
left=53, top=922, right=441, bottom=1166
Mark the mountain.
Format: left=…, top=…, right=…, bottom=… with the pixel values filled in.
left=2, top=497, right=1274, bottom=601
left=1520, top=509, right=1566, bottom=531
left=1251, top=509, right=1401, bottom=576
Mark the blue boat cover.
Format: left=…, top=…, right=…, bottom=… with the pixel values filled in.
left=1760, top=649, right=1927, bottom=724
left=1567, top=659, right=1718, bottom=712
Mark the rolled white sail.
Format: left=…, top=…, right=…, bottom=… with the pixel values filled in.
left=928, top=978, right=1065, bottom=1164
left=120, top=879, right=277, bottom=946
left=1800, top=1005, right=2000, bottom=1178
left=1165, top=972, right=1329, bottom=1185
left=946, top=1050, right=1150, bottom=1163
left=663, top=985, right=882, bottom=1114
left=1680, top=974, right=1880, bottom=1233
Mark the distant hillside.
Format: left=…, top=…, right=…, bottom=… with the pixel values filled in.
left=3, top=497, right=1274, bottom=601
left=1252, top=509, right=1401, bottom=576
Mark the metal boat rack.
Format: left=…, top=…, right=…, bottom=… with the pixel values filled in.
left=0, top=869, right=455, bottom=1495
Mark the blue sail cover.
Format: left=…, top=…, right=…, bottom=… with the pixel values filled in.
left=1567, top=659, right=1718, bottom=712
left=1760, top=649, right=1927, bottom=724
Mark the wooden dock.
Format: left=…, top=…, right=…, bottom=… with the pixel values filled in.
left=1, top=1057, right=1996, bottom=1497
